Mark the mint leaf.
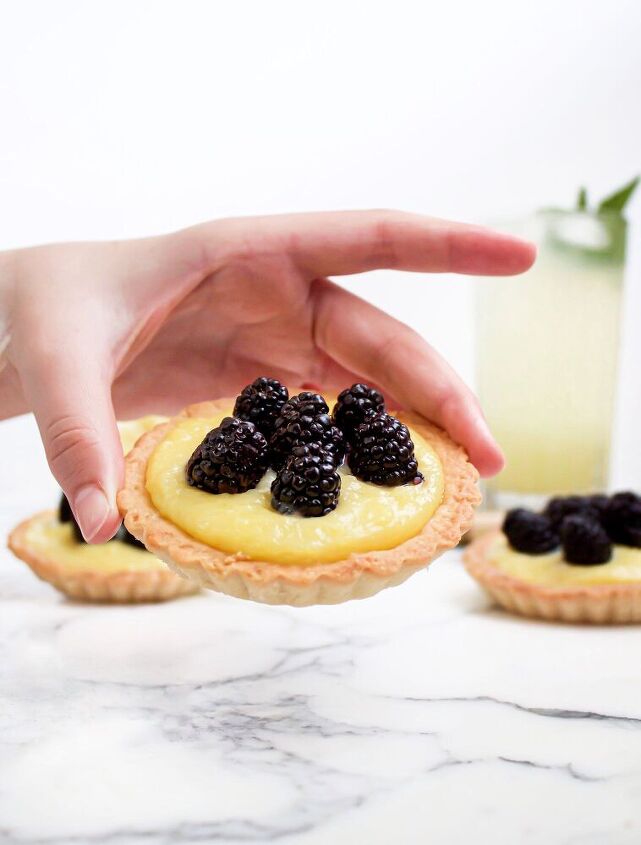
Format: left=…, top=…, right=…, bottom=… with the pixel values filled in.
left=576, top=186, right=588, bottom=210
left=598, top=175, right=639, bottom=215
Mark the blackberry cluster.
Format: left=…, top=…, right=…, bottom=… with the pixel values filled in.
left=544, top=494, right=606, bottom=530
left=270, top=392, right=345, bottom=471
left=348, top=413, right=423, bottom=486
left=186, top=417, right=269, bottom=494
left=233, top=377, right=289, bottom=438
left=187, top=377, right=429, bottom=515
left=58, top=493, right=145, bottom=548
left=502, top=509, right=559, bottom=554
left=333, top=383, right=385, bottom=442
left=602, top=492, right=641, bottom=547
left=503, top=491, right=641, bottom=565
left=561, top=514, right=612, bottom=565
left=271, top=442, right=341, bottom=517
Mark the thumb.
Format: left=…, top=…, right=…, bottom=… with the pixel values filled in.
left=20, top=342, right=123, bottom=543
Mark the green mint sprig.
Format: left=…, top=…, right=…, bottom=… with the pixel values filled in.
left=575, top=176, right=639, bottom=216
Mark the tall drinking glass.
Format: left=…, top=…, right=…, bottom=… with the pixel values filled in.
left=476, top=209, right=626, bottom=511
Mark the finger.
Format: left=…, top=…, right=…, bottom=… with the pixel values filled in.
left=313, top=278, right=504, bottom=476
left=18, top=334, right=123, bottom=543
left=219, top=209, right=536, bottom=278
left=301, top=355, right=376, bottom=402
left=0, top=362, right=29, bottom=421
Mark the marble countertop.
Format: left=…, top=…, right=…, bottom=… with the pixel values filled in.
left=3, top=419, right=641, bottom=844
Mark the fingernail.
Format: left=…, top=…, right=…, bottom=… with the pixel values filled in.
left=73, top=484, right=112, bottom=542
left=475, top=412, right=494, bottom=441
left=475, top=415, right=505, bottom=473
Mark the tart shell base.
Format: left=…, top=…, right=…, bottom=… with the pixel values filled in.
left=464, top=531, right=641, bottom=624
left=8, top=511, right=198, bottom=604
left=159, top=554, right=427, bottom=606
left=118, top=398, right=481, bottom=607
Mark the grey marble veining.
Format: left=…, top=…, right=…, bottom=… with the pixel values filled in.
left=4, top=553, right=641, bottom=845
left=2, top=416, right=641, bottom=844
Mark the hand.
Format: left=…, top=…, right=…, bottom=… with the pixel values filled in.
left=0, top=210, right=535, bottom=542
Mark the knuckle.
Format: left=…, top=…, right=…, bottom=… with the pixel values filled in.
left=435, top=389, right=459, bottom=419
left=205, top=217, right=261, bottom=266
left=369, top=207, right=399, bottom=224
left=432, top=382, right=470, bottom=427
left=175, top=220, right=226, bottom=275
left=370, top=210, right=412, bottom=269
left=372, top=218, right=401, bottom=269
left=375, top=327, right=421, bottom=372
left=45, top=414, right=100, bottom=479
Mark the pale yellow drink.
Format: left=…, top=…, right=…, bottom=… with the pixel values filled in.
left=477, top=211, right=625, bottom=506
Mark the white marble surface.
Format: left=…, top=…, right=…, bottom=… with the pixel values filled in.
left=3, top=415, right=641, bottom=844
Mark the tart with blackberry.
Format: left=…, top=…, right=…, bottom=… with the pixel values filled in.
left=8, top=418, right=198, bottom=603
left=117, top=379, right=480, bottom=606
left=464, top=492, right=641, bottom=623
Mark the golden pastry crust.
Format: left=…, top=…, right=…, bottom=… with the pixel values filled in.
left=8, top=511, right=198, bottom=604
left=464, top=530, right=641, bottom=624
left=118, top=397, right=481, bottom=606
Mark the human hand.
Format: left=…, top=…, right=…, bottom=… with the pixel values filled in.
left=0, top=210, right=535, bottom=542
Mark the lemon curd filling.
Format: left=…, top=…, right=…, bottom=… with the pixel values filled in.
left=145, top=411, right=444, bottom=565
left=26, top=514, right=163, bottom=573
left=118, top=415, right=168, bottom=455
left=490, top=534, right=641, bottom=586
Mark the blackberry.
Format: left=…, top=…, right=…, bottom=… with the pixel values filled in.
left=561, top=514, right=612, bottom=565
left=186, top=417, right=269, bottom=494
left=233, top=377, right=289, bottom=438
left=333, top=383, right=385, bottom=442
left=280, top=391, right=330, bottom=420
left=543, top=495, right=601, bottom=531
left=348, top=413, right=423, bottom=486
left=58, top=493, right=73, bottom=523
left=113, top=524, right=147, bottom=549
left=271, top=442, right=341, bottom=517
left=270, top=392, right=345, bottom=470
left=58, top=494, right=84, bottom=542
left=586, top=493, right=610, bottom=515
left=602, top=492, right=641, bottom=547
left=502, top=509, right=559, bottom=554
left=58, top=493, right=145, bottom=548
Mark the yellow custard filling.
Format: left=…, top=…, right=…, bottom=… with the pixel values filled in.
left=490, top=534, right=641, bottom=586
left=118, top=415, right=168, bottom=455
left=145, top=411, right=444, bottom=565
left=26, top=514, right=164, bottom=573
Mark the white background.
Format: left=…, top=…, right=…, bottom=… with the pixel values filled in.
left=0, top=0, right=640, bottom=485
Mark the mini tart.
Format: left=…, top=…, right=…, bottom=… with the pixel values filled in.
left=464, top=530, right=641, bottom=624
left=118, top=397, right=481, bottom=607
left=7, top=416, right=198, bottom=604
left=8, top=511, right=198, bottom=603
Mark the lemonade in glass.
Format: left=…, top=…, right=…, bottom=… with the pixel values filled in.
left=477, top=195, right=632, bottom=510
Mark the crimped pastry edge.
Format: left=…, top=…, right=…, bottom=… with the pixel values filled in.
left=117, top=397, right=481, bottom=606
left=7, top=510, right=198, bottom=604
left=464, top=530, right=641, bottom=624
